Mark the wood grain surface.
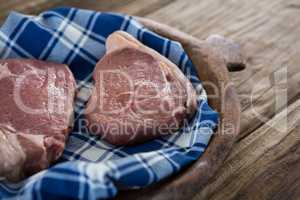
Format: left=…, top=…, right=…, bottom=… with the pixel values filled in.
left=1, top=0, right=299, bottom=200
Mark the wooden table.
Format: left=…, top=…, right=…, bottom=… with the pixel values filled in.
left=1, top=0, right=299, bottom=199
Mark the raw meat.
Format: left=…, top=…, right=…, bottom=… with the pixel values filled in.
left=85, top=31, right=197, bottom=145
left=0, top=59, right=76, bottom=181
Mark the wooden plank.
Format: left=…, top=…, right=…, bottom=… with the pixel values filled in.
left=103, top=0, right=175, bottom=16
left=0, top=0, right=63, bottom=22
left=142, top=0, right=300, bottom=199
left=0, top=0, right=175, bottom=22
left=194, top=99, right=300, bottom=200
left=0, top=0, right=299, bottom=199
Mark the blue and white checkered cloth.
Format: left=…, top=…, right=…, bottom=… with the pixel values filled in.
left=0, top=7, right=219, bottom=200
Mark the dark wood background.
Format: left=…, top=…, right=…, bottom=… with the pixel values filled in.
left=1, top=0, right=299, bottom=199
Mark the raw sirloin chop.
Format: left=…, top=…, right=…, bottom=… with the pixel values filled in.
left=0, top=59, right=76, bottom=181
left=85, top=31, right=198, bottom=145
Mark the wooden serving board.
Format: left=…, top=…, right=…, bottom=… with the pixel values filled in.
left=1, top=1, right=299, bottom=199
left=115, top=17, right=246, bottom=200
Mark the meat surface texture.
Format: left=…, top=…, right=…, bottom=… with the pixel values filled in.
left=85, top=31, right=197, bottom=146
left=0, top=59, right=76, bottom=181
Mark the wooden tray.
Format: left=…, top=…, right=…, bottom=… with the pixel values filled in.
left=116, top=17, right=245, bottom=200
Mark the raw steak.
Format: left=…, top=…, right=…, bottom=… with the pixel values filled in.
left=0, top=59, right=76, bottom=181
left=85, top=31, right=197, bottom=145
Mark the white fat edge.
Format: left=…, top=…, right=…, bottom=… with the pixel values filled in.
left=0, top=62, right=15, bottom=80
left=0, top=124, right=26, bottom=180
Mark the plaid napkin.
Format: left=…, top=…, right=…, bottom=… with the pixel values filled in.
left=0, top=7, right=218, bottom=200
